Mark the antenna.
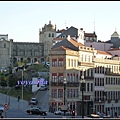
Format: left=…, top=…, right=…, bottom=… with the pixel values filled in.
left=115, top=27, right=116, bottom=31
left=93, top=13, right=95, bottom=31
left=65, top=20, right=66, bottom=28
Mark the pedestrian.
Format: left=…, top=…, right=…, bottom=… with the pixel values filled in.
left=115, top=112, right=117, bottom=118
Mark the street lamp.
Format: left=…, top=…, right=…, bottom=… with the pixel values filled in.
left=63, top=77, right=67, bottom=116
left=80, top=75, right=85, bottom=118
left=99, top=100, right=101, bottom=113
left=21, top=67, right=25, bottom=109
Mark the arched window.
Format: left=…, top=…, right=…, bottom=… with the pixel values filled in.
left=4, top=44, right=6, bottom=48
left=52, top=33, right=54, bottom=37
left=49, top=33, right=51, bottom=37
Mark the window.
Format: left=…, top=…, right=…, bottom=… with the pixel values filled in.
left=67, top=89, right=70, bottom=98
left=58, top=73, right=63, bottom=83
left=58, top=89, right=63, bottom=98
left=52, top=89, right=57, bottom=98
left=58, top=58, right=64, bottom=66
left=52, top=58, right=57, bottom=66
left=68, top=59, right=70, bottom=66
left=52, top=33, right=54, bottom=37
left=4, top=44, right=6, bottom=48
left=49, top=33, right=51, bottom=37
left=52, top=73, right=57, bottom=82
left=91, top=83, right=93, bottom=91
left=87, top=83, right=89, bottom=91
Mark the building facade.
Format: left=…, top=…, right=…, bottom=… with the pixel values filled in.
left=0, top=36, right=44, bottom=70
left=49, top=37, right=120, bottom=117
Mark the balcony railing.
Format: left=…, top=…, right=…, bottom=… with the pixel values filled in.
left=67, top=82, right=79, bottom=87
left=51, top=82, right=79, bottom=87
left=51, top=82, right=63, bottom=86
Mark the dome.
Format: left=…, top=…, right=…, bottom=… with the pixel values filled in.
left=111, top=31, right=119, bottom=37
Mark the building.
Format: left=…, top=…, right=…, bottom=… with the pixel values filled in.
left=0, top=36, right=44, bottom=70
left=52, top=26, right=97, bottom=47
left=39, top=21, right=56, bottom=61
left=49, top=36, right=120, bottom=117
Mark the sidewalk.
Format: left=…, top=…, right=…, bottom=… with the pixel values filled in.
left=0, top=93, right=28, bottom=112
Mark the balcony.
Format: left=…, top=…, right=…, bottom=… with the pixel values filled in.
left=84, top=76, right=94, bottom=80
left=67, top=82, right=79, bottom=87
left=78, top=61, right=94, bottom=67
left=51, top=82, right=63, bottom=86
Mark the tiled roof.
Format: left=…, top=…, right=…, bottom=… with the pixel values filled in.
left=51, top=46, right=72, bottom=51
left=70, top=38, right=84, bottom=47
left=97, top=50, right=112, bottom=55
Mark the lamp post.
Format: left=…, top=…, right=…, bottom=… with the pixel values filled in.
left=21, top=67, right=25, bottom=109
left=99, top=100, right=101, bottom=113
left=80, top=75, right=85, bottom=118
left=63, top=78, right=67, bottom=116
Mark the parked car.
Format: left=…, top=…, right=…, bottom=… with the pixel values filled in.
left=26, top=107, right=47, bottom=115
left=54, top=110, right=63, bottom=115
left=0, top=106, right=4, bottom=112
left=39, top=85, right=47, bottom=91
left=54, top=110, right=71, bottom=115
left=29, top=98, right=38, bottom=105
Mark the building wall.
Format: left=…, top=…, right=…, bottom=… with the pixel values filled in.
left=12, top=42, right=44, bottom=66
left=49, top=45, right=120, bottom=117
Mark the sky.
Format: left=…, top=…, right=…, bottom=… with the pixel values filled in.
left=0, top=1, right=120, bottom=42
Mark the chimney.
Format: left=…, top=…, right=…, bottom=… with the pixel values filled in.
left=67, top=35, right=71, bottom=41
left=66, top=27, right=68, bottom=30
left=80, top=28, right=83, bottom=30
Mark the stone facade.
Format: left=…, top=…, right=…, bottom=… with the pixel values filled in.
left=39, top=21, right=56, bottom=61
left=0, top=36, right=44, bottom=70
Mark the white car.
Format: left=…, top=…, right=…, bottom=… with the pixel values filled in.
left=54, top=110, right=63, bottom=115
left=45, top=62, right=50, bottom=66
left=29, top=98, right=38, bottom=105
left=39, top=85, right=47, bottom=91
left=0, top=106, right=4, bottom=112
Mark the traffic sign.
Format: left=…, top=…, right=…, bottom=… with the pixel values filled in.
left=4, top=104, right=9, bottom=111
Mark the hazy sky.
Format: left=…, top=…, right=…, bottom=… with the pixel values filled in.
left=0, top=1, right=120, bottom=42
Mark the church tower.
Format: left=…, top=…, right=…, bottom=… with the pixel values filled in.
left=39, top=21, right=56, bottom=61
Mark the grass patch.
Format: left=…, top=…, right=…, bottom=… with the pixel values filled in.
left=0, top=87, right=35, bottom=101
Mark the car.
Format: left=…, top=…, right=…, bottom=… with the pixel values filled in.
left=45, top=62, right=50, bottom=66
left=39, top=85, right=47, bottom=91
left=0, top=106, right=4, bottom=112
left=26, top=107, right=47, bottom=115
left=54, top=110, right=63, bottom=115
left=29, top=98, right=38, bottom=105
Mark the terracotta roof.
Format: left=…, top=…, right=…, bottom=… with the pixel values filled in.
left=108, top=48, right=120, bottom=51
left=53, top=38, right=66, bottom=41
left=51, top=46, right=72, bottom=51
left=70, top=38, right=84, bottom=47
left=97, top=50, right=112, bottom=55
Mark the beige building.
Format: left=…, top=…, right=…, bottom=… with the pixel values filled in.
left=49, top=37, right=120, bottom=117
